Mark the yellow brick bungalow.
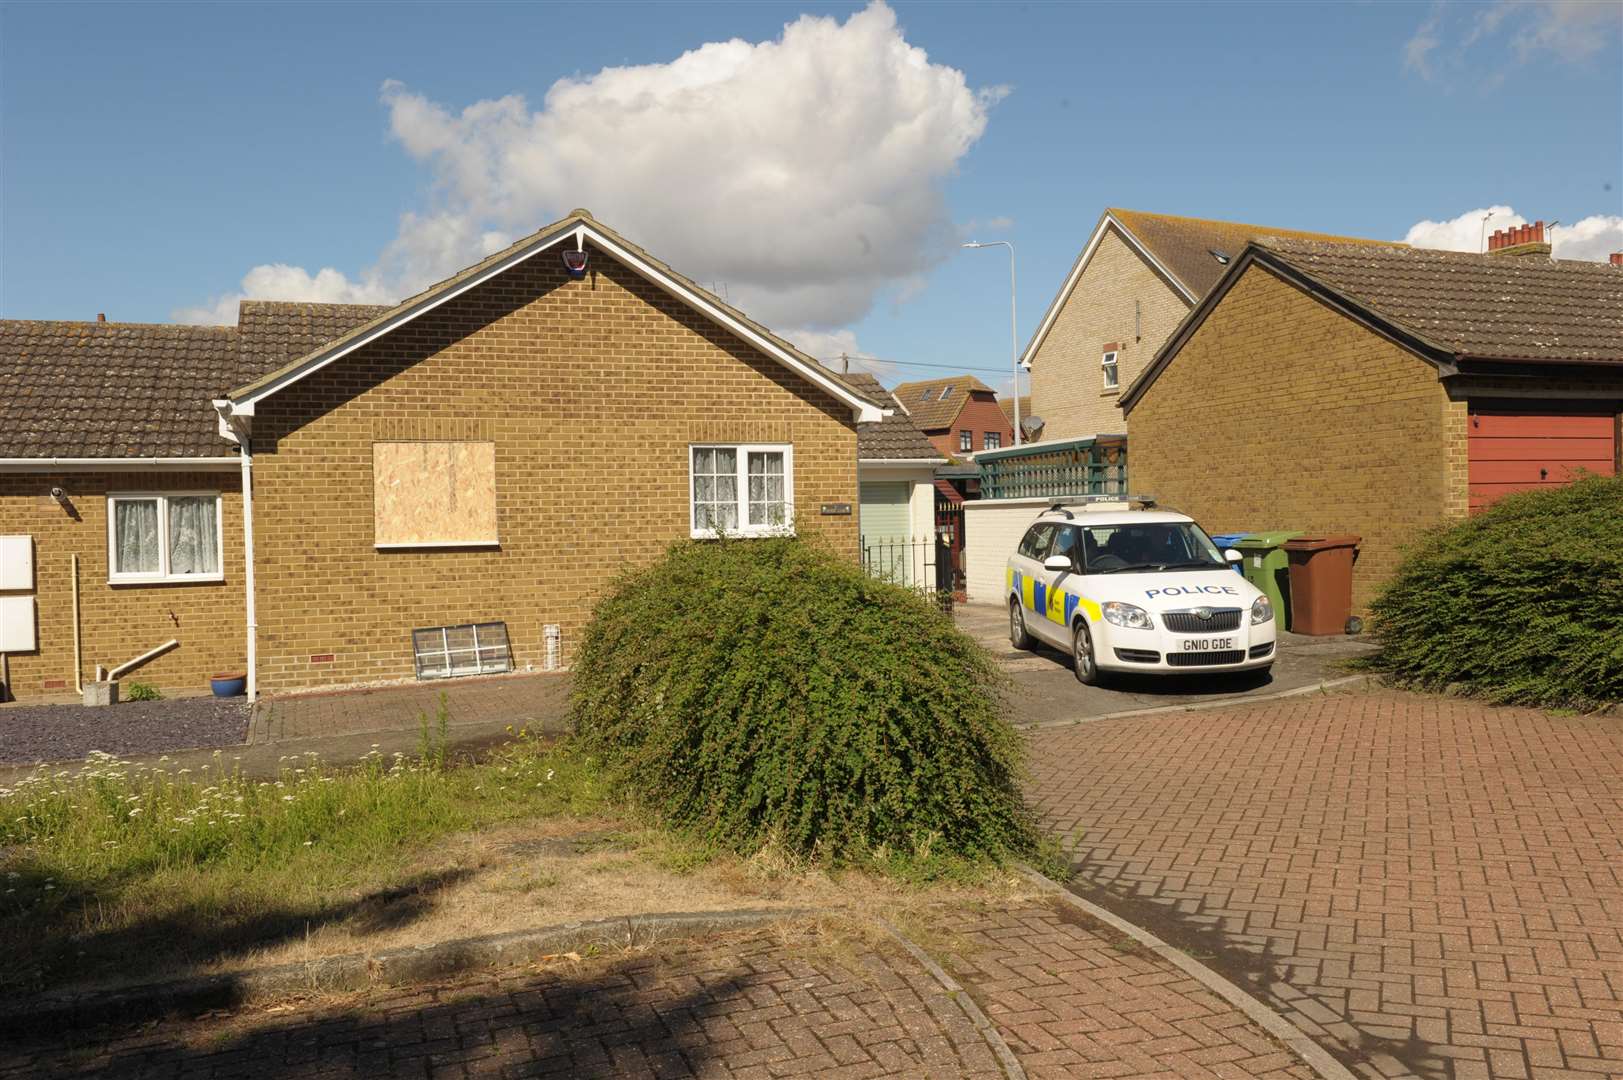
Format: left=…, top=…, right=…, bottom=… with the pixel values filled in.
left=0, top=211, right=884, bottom=703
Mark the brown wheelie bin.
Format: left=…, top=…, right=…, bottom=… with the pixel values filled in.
left=1281, top=535, right=1360, bottom=635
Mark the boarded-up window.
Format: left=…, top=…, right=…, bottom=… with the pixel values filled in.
left=373, top=441, right=498, bottom=547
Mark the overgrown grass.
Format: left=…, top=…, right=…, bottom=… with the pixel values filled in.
left=0, top=714, right=609, bottom=991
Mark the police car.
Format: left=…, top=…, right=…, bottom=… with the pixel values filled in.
left=1005, top=496, right=1276, bottom=684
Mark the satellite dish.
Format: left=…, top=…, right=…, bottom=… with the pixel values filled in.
left=1021, top=414, right=1045, bottom=438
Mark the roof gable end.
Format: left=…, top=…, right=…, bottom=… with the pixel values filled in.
left=224, top=213, right=883, bottom=423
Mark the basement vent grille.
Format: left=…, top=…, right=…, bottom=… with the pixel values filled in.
left=412, top=621, right=512, bottom=680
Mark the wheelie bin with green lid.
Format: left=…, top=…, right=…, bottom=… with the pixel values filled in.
left=1231, top=531, right=1302, bottom=630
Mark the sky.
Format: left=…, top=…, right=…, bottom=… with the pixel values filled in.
left=3, top=0, right=1620, bottom=393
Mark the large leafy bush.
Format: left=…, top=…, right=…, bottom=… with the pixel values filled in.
left=570, top=535, right=1033, bottom=864
left=1370, top=473, right=1623, bottom=710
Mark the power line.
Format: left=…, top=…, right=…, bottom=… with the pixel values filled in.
left=819, top=353, right=1010, bottom=376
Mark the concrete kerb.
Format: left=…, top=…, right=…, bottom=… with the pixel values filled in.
left=881, top=921, right=1029, bottom=1080
left=1013, top=673, right=1374, bottom=730
left=1018, top=867, right=1356, bottom=1080
left=0, top=907, right=819, bottom=1042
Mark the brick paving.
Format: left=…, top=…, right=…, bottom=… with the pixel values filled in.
left=1027, top=691, right=1623, bottom=1080
left=3, top=931, right=1006, bottom=1080
left=1, top=910, right=1331, bottom=1080
left=938, top=902, right=1314, bottom=1078
left=249, top=671, right=572, bottom=745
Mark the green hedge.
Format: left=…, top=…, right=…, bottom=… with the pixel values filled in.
left=570, top=535, right=1033, bottom=864
left=1370, top=474, right=1623, bottom=710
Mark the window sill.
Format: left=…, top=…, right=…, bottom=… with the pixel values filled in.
left=1100, top=387, right=1120, bottom=397
left=690, top=528, right=797, bottom=541
left=109, top=573, right=224, bottom=586
left=375, top=540, right=501, bottom=550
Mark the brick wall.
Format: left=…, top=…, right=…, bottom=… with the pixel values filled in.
left=0, top=471, right=245, bottom=701
left=250, top=243, right=860, bottom=693
left=926, top=393, right=1014, bottom=457
left=1027, top=226, right=1190, bottom=442
left=1125, top=264, right=1450, bottom=612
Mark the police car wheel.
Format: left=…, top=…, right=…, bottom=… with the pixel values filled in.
left=1009, top=599, right=1032, bottom=651
left=1071, top=621, right=1101, bottom=686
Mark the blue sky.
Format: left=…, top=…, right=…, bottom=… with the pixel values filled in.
left=3, top=1, right=1619, bottom=390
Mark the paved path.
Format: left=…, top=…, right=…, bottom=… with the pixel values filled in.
left=938, top=902, right=1314, bottom=1078
left=3, top=906, right=1328, bottom=1079
left=1027, top=691, right=1623, bottom=1080
left=954, top=602, right=1375, bottom=727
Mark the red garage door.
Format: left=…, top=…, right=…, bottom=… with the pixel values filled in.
left=1467, top=403, right=1619, bottom=512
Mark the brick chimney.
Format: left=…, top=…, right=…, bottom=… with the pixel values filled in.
left=1486, top=220, right=1552, bottom=258
left=96, top=313, right=106, bottom=322
left=1610, top=253, right=1623, bottom=268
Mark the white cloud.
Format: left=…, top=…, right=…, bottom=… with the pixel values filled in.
left=174, top=262, right=396, bottom=325
left=177, top=2, right=999, bottom=332
left=1404, top=1, right=1622, bottom=82
left=1403, top=205, right=1623, bottom=260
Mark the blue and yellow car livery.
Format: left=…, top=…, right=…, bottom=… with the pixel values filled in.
left=1008, top=565, right=1102, bottom=628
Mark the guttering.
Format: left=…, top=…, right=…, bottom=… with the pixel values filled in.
left=0, top=457, right=240, bottom=472
left=858, top=457, right=949, bottom=466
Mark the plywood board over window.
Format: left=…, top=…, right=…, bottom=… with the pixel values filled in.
left=373, top=441, right=498, bottom=548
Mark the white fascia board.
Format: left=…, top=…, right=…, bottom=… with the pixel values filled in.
left=1020, top=212, right=1198, bottom=368
left=0, top=457, right=241, bottom=472
left=231, top=222, right=884, bottom=424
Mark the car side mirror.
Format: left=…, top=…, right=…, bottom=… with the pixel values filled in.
left=1043, top=554, right=1073, bottom=573
left=1223, top=548, right=1243, bottom=564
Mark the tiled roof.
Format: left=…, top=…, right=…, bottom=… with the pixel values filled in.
left=890, top=375, right=995, bottom=431
left=0, top=321, right=239, bottom=458
left=998, top=395, right=1032, bottom=425
left=845, top=373, right=944, bottom=461
left=1110, top=208, right=1393, bottom=299
left=235, top=301, right=391, bottom=387
left=1260, top=239, right=1623, bottom=364
left=0, top=302, right=390, bottom=460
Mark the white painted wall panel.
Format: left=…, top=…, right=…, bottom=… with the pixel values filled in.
left=0, top=535, right=33, bottom=591
left=0, top=595, right=36, bottom=652
left=962, top=498, right=1052, bottom=603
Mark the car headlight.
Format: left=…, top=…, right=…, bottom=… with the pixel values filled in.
left=1251, top=595, right=1274, bottom=625
left=1102, top=601, right=1154, bottom=630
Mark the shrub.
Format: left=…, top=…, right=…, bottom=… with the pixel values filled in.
left=570, top=535, right=1034, bottom=866
left=1369, top=473, right=1623, bottom=710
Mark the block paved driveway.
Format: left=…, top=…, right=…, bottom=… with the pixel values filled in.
left=1028, top=690, right=1623, bottom=1080
left=6, top=905, right=1312, bottom=1079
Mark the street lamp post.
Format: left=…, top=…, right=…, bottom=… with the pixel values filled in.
left=961, top=240, right=1021, bottom=446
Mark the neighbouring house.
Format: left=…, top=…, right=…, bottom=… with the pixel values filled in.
left=890, top=375, right=1014, bottom=458
left=1023, top=208, right=1393, bottom=443
left=0, top=210, right=886, bottom=703
left=844, top=373, right=945, bottom=589
left=1120, top=226, right=1623, bottom=612
left=997, top=395, right=1032, bottom=436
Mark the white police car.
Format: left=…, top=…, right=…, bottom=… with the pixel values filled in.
left=1005, top=497, right=1276, bottom=684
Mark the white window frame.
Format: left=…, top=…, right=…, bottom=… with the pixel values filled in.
left=688, top=444, right=795, bottom=539
left=959, top=429, right=973, bottom=452
left=1101, top=349, right=1120, bottom=391
left=984, top=431, right=1002, bottom=451
left=106, top=491, right=225, bottom=585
